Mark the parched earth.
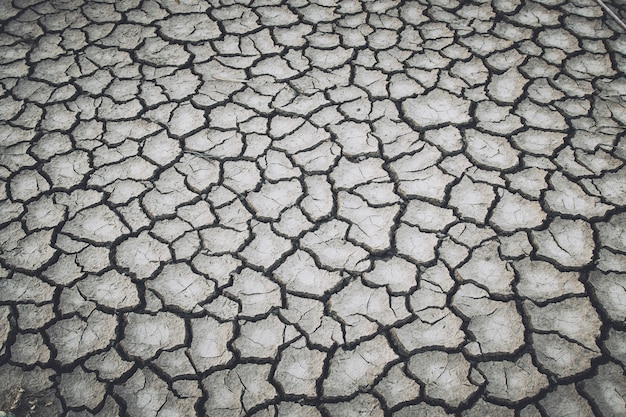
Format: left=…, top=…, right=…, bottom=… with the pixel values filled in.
left=1, top=0, right=625, bottom=416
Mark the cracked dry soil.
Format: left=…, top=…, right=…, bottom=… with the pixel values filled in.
left=1, top=0, right=626, bottom=416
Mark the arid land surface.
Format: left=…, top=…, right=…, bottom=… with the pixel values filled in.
left=0, top=0, right=625, bottom=416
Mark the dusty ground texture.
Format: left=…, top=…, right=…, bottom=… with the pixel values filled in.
left=1, top=0, right=626, bottom=416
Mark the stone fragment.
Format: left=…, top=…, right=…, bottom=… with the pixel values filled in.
left=395, top=223, right=438, bottom=264
left=487, top=67, right=528, bottom=103
left=88, top=155, right=157, bottom=187
left=44, top=151, right=91, bottom=189
left=452, top=284, right=525, bottom=356
left=478, top=354, right=549, bottom=403
left=391, top=309, right=465, bottom=353
left=331, top=157, right=389, bottom=189
left=540, top=384, right=594, bottom=417
left=374, top=363, right=421, bottom=409
left=142, top=168, right=198, bottom=217
left=456, top=241, right=515, bottom=296
left=153, top=348, right=195, bottom=379
left=77, top=270, right=140, bottom=310
left=189, top=315, right=233, bottom=371
left=355, top=182, right=401, bottom=205
left=448, top=176, right=495, bottom=223
left=98, top=22, right=152, bottom=48
left=580, top=362, right=626, bottom=417
left=393, top=164, right=454, bottom=202
left=16, top=303, right=55, bottom=331
left=338, top=191, right=399, bottom=252
left=512, top=129, right=566, bottom=156
left=59, top=367, right=106, bottom=410
left=505, top=167, right=548, bottom=199
left=280, top=295, right=344, bottom=349
left=85, top=349, right=134, bottom=381
left=394, top=403, right=452, bottom=417
left=300, top=175, right=333, bottom=221
left=246, top=179, right=302, bottom=220
left=523, top=297, right=601, bottom=351
left=330, top=121, right=378, bottom=155
left=274, top=207, right=314, bottom=237
left=9, top=169, right=49, bottom=202
left=121, top=312, right=185, bottom=360
left=464, top=130, right=520, bottom=170
left=137, top=37, right=189, bottom=66
left=62, top=206, right=129, bottom=243
left=142, top=130, right=182, bottom=166
left=234, top=315, right=294, bottom=359
left=323, top=335, right=398, bottom=397
left=47, top=311, right=117, bottom=365
left=293, top=141, right=341, bottom=173
left=240, top=222, right=293, bottom=269
left=604, top=329, right=626, bottom=367
left=408, top=351, right=478, bottom=408
left=185, top=129, right=243, bottom=158
left=532, top=218, right=594, bottom=268
left=115, top=368, right=196, bottom=417
left=373, top=117, right=422, bottom=158
left=363, top=257, right=417, bottom=293
left=156, top=13, right=220, bottom=41
left=530, top=332, right=599, bottom=379
left=588, top=271, right=626, bottom=323
left=490, top=189, right=546, bottom=232
left=260, top=149, right=301, bottom=181
left=273, top=339, right=326, bottom=397
left=597, top=212, right=626, bottom=253
left=203, top=364, right=276, bottom=417
left=544, top=172, right=611, bottom=219
left=402, top=89, right=470, bottom=127
left=324, top=394, right=384, bottom=417
left=330, top=279, right=409, bottom=342
left=583, top=167, right=626, bottom=206
left=277, top=402, right=322, bottom=417
left=10, top=332, right=50, bottom=365
left=401, top=199, right=456, bottom=232
left=0, top=271, right=55, bottom=304
left=517, top=99, right=567, bottom=130
left=301, top=220, right=370, bottom=272
left=461, top=399, right=514, bottom=417
left=148, top=263, right=215, bottom=312
left=273, top=250, right=342, bottom=297
left=513, top=258, right=584, bottom=303
left=225, top=268, right=281, bottom=318
left=114, top=231, right=171, bottom=279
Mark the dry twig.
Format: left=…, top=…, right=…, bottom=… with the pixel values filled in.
left=594, top=0, right=626, bottom=31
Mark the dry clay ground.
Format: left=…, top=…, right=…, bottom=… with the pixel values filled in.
left=0, top=0, right=626, bottom=416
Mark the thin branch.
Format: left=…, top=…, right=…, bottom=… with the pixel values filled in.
left=594, top=0, right=626, bottom=31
